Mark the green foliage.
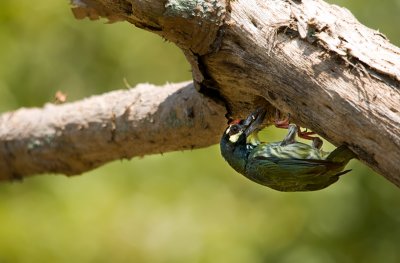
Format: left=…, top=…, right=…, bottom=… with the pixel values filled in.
left=0, top=0, right=399, bottom=262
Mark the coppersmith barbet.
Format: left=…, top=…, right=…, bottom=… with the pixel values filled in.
left=220, top=109, right=355, bottom=191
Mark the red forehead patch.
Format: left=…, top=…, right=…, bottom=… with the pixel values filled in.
left=228, top=119, right=241, bottom=125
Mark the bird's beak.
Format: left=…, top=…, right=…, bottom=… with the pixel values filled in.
left=243, top=108, right=267, bottom=137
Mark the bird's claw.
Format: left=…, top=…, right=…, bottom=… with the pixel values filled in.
left=273, top=110, right=320, bottom=142
left=298, top=128, right=317, bottom=140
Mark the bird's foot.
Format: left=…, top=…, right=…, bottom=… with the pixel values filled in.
left=298, top=128, right=317, bottom=140
left=274, top=110, right=320, bottom=141
left=280, top=124, right=298, bottom=146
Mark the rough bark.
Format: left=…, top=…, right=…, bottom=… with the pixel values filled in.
left=0, top=82, right=225, bottom=180
left=0, top=0, right=399, bottom=186
left=71, top=0, right=400, bottom=186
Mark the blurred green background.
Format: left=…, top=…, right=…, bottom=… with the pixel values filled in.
left=0, top=0, right=399, bottom=262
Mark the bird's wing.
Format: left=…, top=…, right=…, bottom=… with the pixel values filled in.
left=250, top=156, right=336, bottom=176
left=264, top=156, right=342, bottom=168
left=245, top=156, right=343, bottom=191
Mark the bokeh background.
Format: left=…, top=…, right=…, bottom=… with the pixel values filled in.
left=0, top=0, right=399, bottom=262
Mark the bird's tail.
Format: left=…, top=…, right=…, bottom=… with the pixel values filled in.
left=326, top=145, right=356, bottom=164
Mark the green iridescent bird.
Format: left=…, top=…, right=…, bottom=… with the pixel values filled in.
left=220, top=109, right=356, bottom=191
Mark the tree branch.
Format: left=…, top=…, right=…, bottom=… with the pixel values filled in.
left=0, top=82, right=225, bottom=180
left=69, top=0, right=400, bottom=186
left=1, top=0, right=399, bottom=187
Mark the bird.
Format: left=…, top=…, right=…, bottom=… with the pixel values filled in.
left=220, top=108, right=356, bottom=191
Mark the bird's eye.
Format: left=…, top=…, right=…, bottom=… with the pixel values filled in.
left=230, top=125, right=239, bottom=134
left=227, top=124, right=243, bottom=143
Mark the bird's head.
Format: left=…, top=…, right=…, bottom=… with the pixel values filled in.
left=222, top=108, right=267, bottom=145
left=220, top=108, right=267, bottom=174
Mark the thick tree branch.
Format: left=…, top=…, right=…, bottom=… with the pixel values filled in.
left=1, top=0, right=399, bottom=186
left=68, top=0, right=400, bottom=186
left=0, top=82, right=225, bottom=180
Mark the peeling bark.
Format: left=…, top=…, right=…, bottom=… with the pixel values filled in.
left=203, top=0, right=400, bottom=185
left=0, top=0, right=399, bottom=186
